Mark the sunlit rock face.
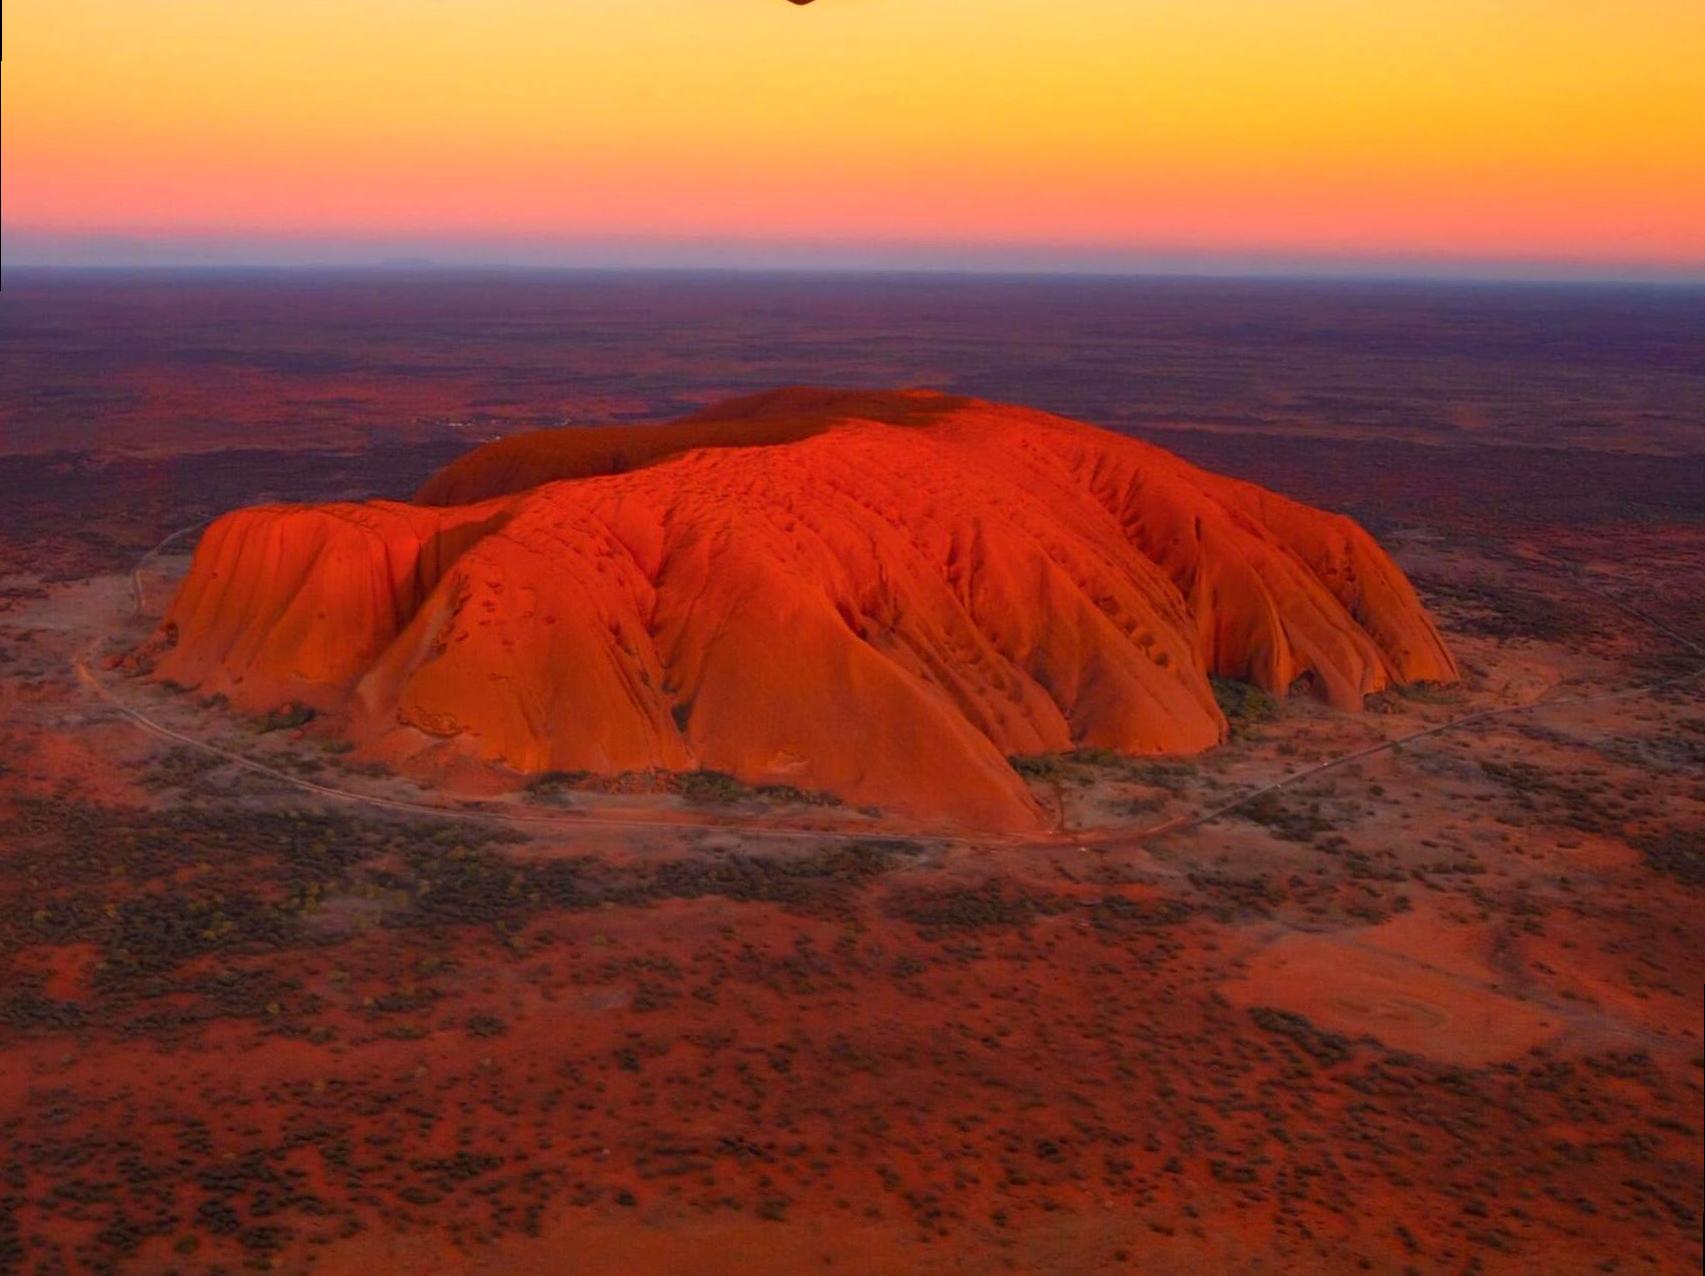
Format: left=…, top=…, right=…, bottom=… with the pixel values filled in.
left=145, top=388, right=1456, bottom=830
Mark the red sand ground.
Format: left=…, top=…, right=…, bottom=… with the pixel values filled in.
left=2, top=497, right=1699, bottom=1276
left=1, top=281, right=1700, bottom=1276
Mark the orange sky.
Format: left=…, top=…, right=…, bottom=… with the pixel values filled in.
left=4, top=1, right=1703, bottom=275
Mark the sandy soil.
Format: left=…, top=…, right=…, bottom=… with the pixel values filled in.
left=3, top=270, right=1702, bottom=1276
left=1, top=508, right=1700, bottom=1276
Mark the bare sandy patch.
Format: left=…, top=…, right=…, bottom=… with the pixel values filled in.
left=1220, top=917, right=1562, bottom=1066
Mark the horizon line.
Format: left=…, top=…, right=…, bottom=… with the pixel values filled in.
left=8, top=260, right=1705, bottom=290
left=6, top=229, right=1703, bottom=288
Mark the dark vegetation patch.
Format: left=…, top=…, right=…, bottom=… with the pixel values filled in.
left=1247, top=1007, right=1356, bottom=1068
left=523, top=767, right=843, bottom=808
left=677, top=769, right=754, bottom=805
left=0, top=439, right=470, bottom=583
left=1184, top=871, right=1284, bottom=920
left=141, top=746, right=228, bottom=789
left=98, top=892, right=300, bottom=983
left=1086, top=893, right=1194, bottom=932
left=1211, top=677, right=1279, bottom=738
left=1238, top=791, right=1338, bottom=843
left=642, top=841, right=904, bottom=909
left=0, top=800, right=521, bottom=1018
left=0, top=798, right=515, bottom=901
left=1391, top=681, right=1466, bottom=707
left=1629, top=825, right=1704, bottom=888
left=1007, top=751, right=1199, bottom=810
left=395, top=837, right=917, bottom=932
left=677, top=768, right=845, bottom=808
left=1125, top=759, right=1199, bottom=793
left=883, top=879, right=1067, bottom=933
left=0, top=796, right=921, bottom=1022
left=1477, top=759, right=1630, bottom=836
left=0, top=990, right=87, bottom=1032
left=1596, top=726, right=1705, bottom=775
left=1009, top=747, right=1141, bottom=783
left=1410, top=573, right=1598, bottom=644
left=252, top=702, right=316, bottom=734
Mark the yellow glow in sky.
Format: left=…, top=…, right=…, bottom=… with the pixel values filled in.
left=4, top=0, right=1703, bottom=271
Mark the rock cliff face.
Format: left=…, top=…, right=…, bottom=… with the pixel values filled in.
left=146, top=389, right=1456, bottom=829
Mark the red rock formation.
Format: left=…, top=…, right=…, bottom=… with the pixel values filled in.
left=148, top=389, right=1456, bottom=830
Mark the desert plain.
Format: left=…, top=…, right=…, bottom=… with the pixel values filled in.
left=1, top=272, right=1700, bottom=1275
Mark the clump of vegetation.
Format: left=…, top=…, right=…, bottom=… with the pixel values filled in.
left=679, top=769, right=752, bottom=804
left=1062, top=746, right=1125, bottom=768
left=1127, top=759, right=1197, bottom=793
left=1113, top=793, right=1168, bottom=817
left=1087, top=893, right=1193, bottom=932
left=1211, top=677, right=1279, bottom=737
left=1478, top=759, right=1621, bottom=835
left=526, top=768, right=590, bottom=789
left=89, top=892, right=305, bottom=997
left=883, top=879, right=1065, bottom=932
left=644, top=841, right=903, bottom=913
left=676, top=768, right=844, bottom=807
left=523, top=769, right=590, bottom=804
left=1630, top=825, right=1704, bottom=888
left=522, top=766, right=841, bottom=808
left=1009, top=747, right=1150, bottom=785
left=1409, top=573, right=1593, bottom=643
left=1240, top=791, right=1336, bottom=843
left=753, top=783, right=843, bottom=807
left=1, top=990, right=87, bottom=1032
left=1010, top=754, right=1069, bottom=780
left=1248, top=1007, right=1354, bottom=1067
left=253, top=701, right=315, bottom=734
left=393, top=833, right=912, bottom=928
left=142, top=747, right=227, bottom=790
left=1393, top=681, right=1464, bottom=706
left=0, top=797, right=524, bottom=987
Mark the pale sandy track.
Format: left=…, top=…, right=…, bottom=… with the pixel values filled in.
left=76, top=522, right=1702, bottom=856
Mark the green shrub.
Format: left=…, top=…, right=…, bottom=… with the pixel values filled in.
left=1211, top=678, right=1278, bottom=736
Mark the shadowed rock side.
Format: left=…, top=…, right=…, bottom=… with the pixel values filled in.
left=146, top=390, right=1456, bottom=830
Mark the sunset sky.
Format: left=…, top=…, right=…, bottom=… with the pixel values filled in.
left=4, top=0, right=1703, bottom=277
